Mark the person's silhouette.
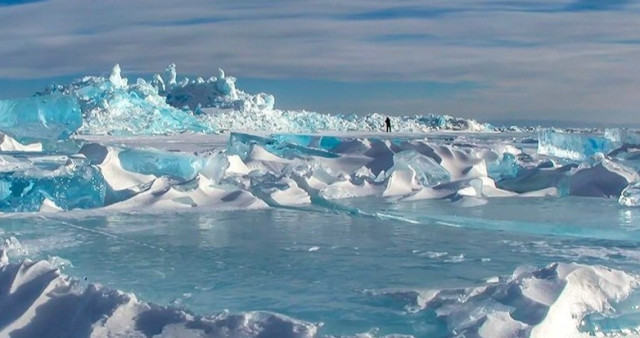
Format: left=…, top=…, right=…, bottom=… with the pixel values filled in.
left=385, top=117, right=391, bottom=132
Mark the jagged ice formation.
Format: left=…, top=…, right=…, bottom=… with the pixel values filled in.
left=0, top=64, right=495, bottom=137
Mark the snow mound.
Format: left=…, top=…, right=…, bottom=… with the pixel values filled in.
left=0, top=255, right=318, bottom=337
left=365, top=263, right=639, bottom=338
left=1, top=130, right=639, bottom=213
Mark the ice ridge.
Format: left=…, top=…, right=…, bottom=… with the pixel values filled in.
left=0, top=64, right=495, bottom=139
left=1, top=130, right=639, bottom=212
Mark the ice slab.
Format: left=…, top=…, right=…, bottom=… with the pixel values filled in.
left=0, top=93, right=82, bottom=141
left=538, top=129, right=615, bottom=161
left=605, top=128, right=640, bottom=146
left=0, top=155, right=105, bottom=212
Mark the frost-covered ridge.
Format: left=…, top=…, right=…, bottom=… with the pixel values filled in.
left=0, top=64, right=494, bottom=139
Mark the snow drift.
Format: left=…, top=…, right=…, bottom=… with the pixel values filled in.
left=366, top=262, right=640, bottom=337
left=0, top=251, right=318, bottom=338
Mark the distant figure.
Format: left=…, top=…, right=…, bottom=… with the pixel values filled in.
left=385, top=117, right=392, bottom=132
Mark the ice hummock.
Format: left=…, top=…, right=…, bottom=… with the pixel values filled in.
left=0, top=64, right=495, bottom=139
left=0, top=255, right=318, bottom=338
left=1, top=130, right=639, bottom=212
left=537, top=128, right=616, bottom=161
left=366, top=262, right=640, bottom=337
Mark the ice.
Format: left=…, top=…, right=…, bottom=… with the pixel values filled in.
left=0, top=257, right=318, bottom=338
left=105, top=175, right=267, bottom=210
left=487, top=152, right=518, bottom=180
left=367, top=263, right=639, bottom=338
left=0, top=93, right=82, bottom=141
left=537, top=128, right=616, bottom=161
left=0, top=159, right=105, bottom=212
left=0, top=140, right=238, bottom=211
left=38, top=65, right=214, bottom=136
left=0, top=129, right=637, bottom=212
left=23, top=64, right=494, bottom=137
left=0, top=133, right=42, bottom=152
left=389, top=150, right=450, bottom=188
left=6, top=57, right=640, bottom=338
left=164, top=67, right=274, bottom=112
left=1, top=104, right=640, bottom=336
left=271, top=134, right=343, bottom=152
left=118, top=148, right=205, bottom=181
left=228, top=132, right=339, bottom=162
left=619, top=181, right=640, bottom=207
left=605, top=128, right=640, bottom=146
left=568, top=158, right=638, bottom=198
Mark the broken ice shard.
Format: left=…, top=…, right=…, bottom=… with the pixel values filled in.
left=537, top=129, right=615, bottom=161
left=0, top=93, right=82, bottom=141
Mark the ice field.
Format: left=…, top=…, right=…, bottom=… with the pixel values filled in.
left=2, top=65, right=640, bottom=337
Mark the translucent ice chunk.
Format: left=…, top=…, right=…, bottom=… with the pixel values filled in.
left=0, top=93, right=82, bottom=141
left=0, top=166, right=106, bottom=212
left=271, top=134, right=343, bottom=152
left=619, top=182, right=640, bottom=207
left=228, top=132, right=338, bottom=160
left=487, top=153, right=519, bottom=181
left=118, top=149, right=205, bottom=181
left=605, top=128, right=640, bottom=146
left=538, top=129, right=615, bottom=161
left=391, top=150, right=450, bottom=187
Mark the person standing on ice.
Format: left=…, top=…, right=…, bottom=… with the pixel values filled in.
left=385, top=117, right=392, bottom=132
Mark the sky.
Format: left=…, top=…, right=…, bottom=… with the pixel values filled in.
left=0, top=0, right=639, bottom=126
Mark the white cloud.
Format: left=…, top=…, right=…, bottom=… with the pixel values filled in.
left=0, top=0, right=639, bottom=123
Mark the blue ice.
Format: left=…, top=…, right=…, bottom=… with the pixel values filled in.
left=0, top=165, right=105, bottom=212
left=538, top=129, right=615, bottom=161
left=118, top=148, right=204, bottom=181
left=228, top=132, right=339, bottom=160
left=0, top=93, right=82, bottom=141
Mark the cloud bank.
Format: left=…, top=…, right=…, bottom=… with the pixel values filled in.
left=0, top=0, right=639, bottom=124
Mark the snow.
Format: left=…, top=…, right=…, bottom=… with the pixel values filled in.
left=0, top=257, right=318, bottom=338
left=0, top=128, right=638, bottom=212
left=366, top=263, right=639, bottom=338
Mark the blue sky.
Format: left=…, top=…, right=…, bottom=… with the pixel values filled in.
left=0, top=0, right=639, bottom=126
